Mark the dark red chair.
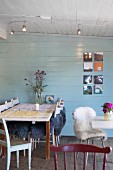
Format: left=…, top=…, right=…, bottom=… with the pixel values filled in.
left=50, top=143, right=112, bottom=170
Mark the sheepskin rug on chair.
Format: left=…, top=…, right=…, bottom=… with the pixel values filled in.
left=72, top=107, right=96, bottom=131
left=72, top=107, right=106, bottom=141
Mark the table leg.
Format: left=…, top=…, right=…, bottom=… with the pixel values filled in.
left=46, top=121, right=50, bottom=160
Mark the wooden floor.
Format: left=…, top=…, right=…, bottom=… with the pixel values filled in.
left=0, top=136, right=113, bottom=170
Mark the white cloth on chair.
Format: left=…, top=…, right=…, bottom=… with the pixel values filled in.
left=72, top=107, right=107, bottom=141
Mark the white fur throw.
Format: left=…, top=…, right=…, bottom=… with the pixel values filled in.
left=73, top=107, right=96, bottom=120
left=72, top=107, right=107, bottom=140
left=73, top=107, right=96, bottom=131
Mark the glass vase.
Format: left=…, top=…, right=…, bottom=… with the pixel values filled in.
left=35, top=92, right=44, bottom=105
left=104, top=111, right=113, bottom=121
left=35, top=92, right=38, bottom=104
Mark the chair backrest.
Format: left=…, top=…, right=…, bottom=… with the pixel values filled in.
left=5, top=99, right=13, bottom=110
left=50, top=107, right=66, bottom=136
left=12, top=97, right=19, bottom=106
left=0, top=103, right=6, bottom=113
left=0, top=118, right=11, bottom=149
left=50, top=144, right=112, bottom=170
left=72, top=107, right=96, bottom=131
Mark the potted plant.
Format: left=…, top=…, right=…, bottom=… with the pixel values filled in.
left=101, top=102, right=113, bottom=120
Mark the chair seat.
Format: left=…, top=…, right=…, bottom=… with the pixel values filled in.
left=75, top=128, right=106, bottom=140
left=11, top=138, right=30, bottom=146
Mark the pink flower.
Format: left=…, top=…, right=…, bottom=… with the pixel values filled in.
left=102, top=102, right=113, bottom=113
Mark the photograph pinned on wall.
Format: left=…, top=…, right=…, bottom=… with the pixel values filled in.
left=45, top=95, right=54, bottom=104
left=83, top=52, right=92, bottom=62
left=83, top=85, right=92, bottom=95
left=94, top=62, right=103, bottom=71
left=83, top=75, right=92, bottom=84
left=94, top=75, right=103, bottom=84
left=94, top=52, right=103, bottom=62
left=94, top=85, right=103, bottom=94
left=83, top=62, right=93, bottom=72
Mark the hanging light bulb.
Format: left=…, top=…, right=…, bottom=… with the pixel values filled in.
left=22, top=25, right=26, bottom=32
left=22, top=21, right=27, bottom=32
left=10, top=30, right=14, bottom=35
left=77, top=28, right=81, bottom=35
left=9, top=22, right=14, bottom=35
left=77, top=24, right=81, bottom=35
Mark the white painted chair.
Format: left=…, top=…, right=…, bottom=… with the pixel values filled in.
left=0, top=118, right=31, bottom=170
left=12, top=97, right=20, bottom=106
left=5, top=99, right=13, bottom=110
left=0, top=103, right=6, bottom=113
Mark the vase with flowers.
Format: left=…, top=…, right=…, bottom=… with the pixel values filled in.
left=24, top=70, right=47, bottom=105
left=101, top=102, right=113, bottom=120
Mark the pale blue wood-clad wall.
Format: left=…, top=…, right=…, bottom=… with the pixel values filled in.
left=0, top=33, right=113, bottom=136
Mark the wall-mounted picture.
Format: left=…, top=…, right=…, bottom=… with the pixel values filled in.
left=94, top=52, right=103, bottom=62
left=83, top=62, right=93, bottom=72
left=45, top=95, right=54, bottom=104
left=83, top=86, right=92, bottom=95
left=83, top=75, right=92, bottom=84
left=94, top=85, right=103, bottom=94
left=94, top=75, right=103, bottom=84
left=94, top=62, right=103, bottom=71
left=83, top=52, right=92, bottom=62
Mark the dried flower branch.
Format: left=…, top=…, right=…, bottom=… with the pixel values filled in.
left=24, top=70, right=47, bottom=95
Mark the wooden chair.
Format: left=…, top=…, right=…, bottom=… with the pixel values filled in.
left=0, top=118, right=31, bottom=170
left=50, top=143, right=112, bottom=170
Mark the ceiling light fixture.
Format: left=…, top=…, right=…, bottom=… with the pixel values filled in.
left=22, top=21, right=27, bottom=32
left=10, top=30, right=14, bottom=35
left=9, top=22, right=14, bottom=35
left=22, top=25, right=26, bottom=32
left=77, top=24, right=81, bottom=35
left=39, top=15, right=51, bottom=20
left=77, top=28, right=81, bottom=35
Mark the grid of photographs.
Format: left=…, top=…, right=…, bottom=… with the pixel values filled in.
left=83, top=52, right=103, bottom=95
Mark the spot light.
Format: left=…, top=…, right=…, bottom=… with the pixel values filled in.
left=10, top=30, right=14, bottom=35
left=77, top=28, right=81, bottom=35
left=22, top=25, right=26, bottom=32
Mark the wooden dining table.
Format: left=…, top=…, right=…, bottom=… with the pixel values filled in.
left=0, top=103, right=56, bottom=160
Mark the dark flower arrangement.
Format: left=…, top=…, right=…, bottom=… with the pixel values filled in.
left=24, top=70, right=47, bottom=103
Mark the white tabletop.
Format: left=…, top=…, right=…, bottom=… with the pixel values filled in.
left=92, top=116, right=113, bottom=129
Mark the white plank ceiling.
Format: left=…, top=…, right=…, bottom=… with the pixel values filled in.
left=0, top=0, right=113, bottom=38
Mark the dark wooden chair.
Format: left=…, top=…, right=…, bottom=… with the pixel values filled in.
left=50, top=143, right=112, bottom=170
